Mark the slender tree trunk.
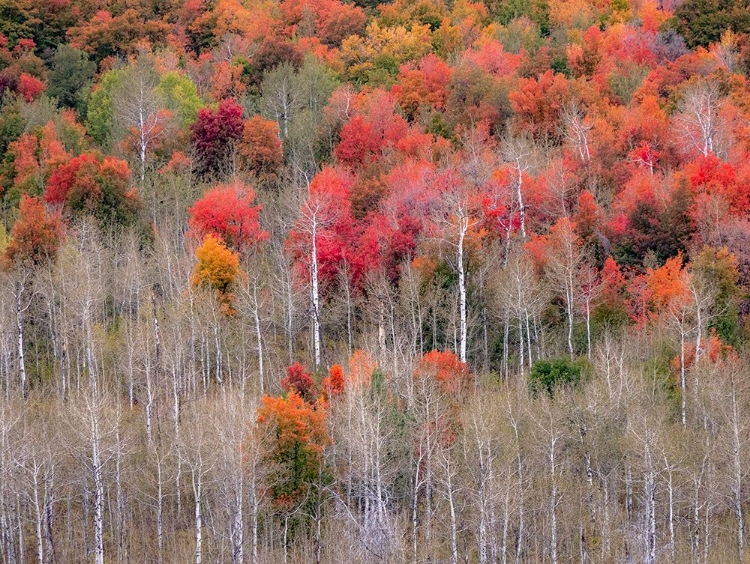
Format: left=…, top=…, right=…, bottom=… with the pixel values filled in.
left=194, top=470, right=202, bottom=564
left=680, top=325, right=687, bottom=428
left=91, top=410, right=105, bottom=564
left=458, top=216, right=467, bottom=363
left=252, top=283, right=264, bottom=394
left=14, top=283, right=27, bottom=400
left=311, top=221, right=321, bottom=368
left=732, top=383, right=745, bottom=561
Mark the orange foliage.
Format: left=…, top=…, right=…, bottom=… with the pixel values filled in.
left=415, top=350, right=471, bottom=394
left=6, top=122, right=70, bottom=196
left=4, top=195, right=64, bottom=268
left=257, top=391, right=329, bottom=507
left=509, top=70, right=569, bottom=140
left=643, top=253, right=690, bottom=315
left=392, top=54, right=453, bottom=119
left=238, top=116, right=284, bottom=180
left=348, top=349, right=376, bottom=388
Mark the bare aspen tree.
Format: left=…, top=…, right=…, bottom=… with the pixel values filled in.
left=501, top=136, right=536, bottom=240
left=675, top=80, right=723, bottom=159
left=178, top=406, right=217, bottom=564
left=67, top=392, right=123, bottom=564
left=114, top=56, right=171, bottom=187
left=5, top=268, right=32, bottom=399
left=262, top=63, right=300, bottom=140
left=291, top=186, right=343, bottom=369
left=528, top=392, right=570, bottom=564
left=495, top=250, right=548, bottom=376
left=462, top=393, right=504, bottom=564
left=705, top=359, right=749, bottom=562
left=433, top=177, right=482, bottom=363
left=561, top=102, right=593, bottom=166
left=237, top=262, right=270, bottom=394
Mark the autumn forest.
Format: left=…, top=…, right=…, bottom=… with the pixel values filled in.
left=0, top=0, right=750, bottom=562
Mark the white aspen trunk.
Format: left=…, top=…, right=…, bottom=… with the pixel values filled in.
left=157, top=458, right=164, bottom=564
left=91, top=411, right=105, bottom=564
left=695, top=301, right=703, bottom=364
left=585, top=296, right=592, bottom=359
left=680, top=325, right=687, bottom=428
left=645, top=458, right=656, bottom=564
left=194, top=470, right=202, bottom=564
left=116, top=429, right=126, bottom=562
left=502, top=313, right=509, bottom=377
left=233, top=483, right=244, bottom=564
left=515, top=161, right=526, bottom=239
left=412, top=470, right=420, bottom=564
left=665, top=460, right=675, bottom=561
left=44, top=469, right=54, bottom=562
left=32, top=467, right=43, bottom=564
left=550, top=437, right=558, bottom=564
left=518, top=316, right=525, bottom=377
left=501, top=487, right=510, bottom=564
left=513, top=421, right=524, bottom=564
left=525, top=309, right=533, bottom=369
left=139, top=106, right=147, bottom=186
left=285, top=264, right=295, bottom=364
left=732, top=384, right=745, bottom=561
left=251, top=485, right=259, bottom=564
left=311, top=219, right=322, bottom=368
left=252, top=283, right=264, bottom=394
left=448, top=473, right=458, bottom=564
left=15, top=283, right=27, bottom=400
left=566, top=283, right=574, bottom=359
left=458, top=215, right=467, bottom=363
left=145, top=362, right=153, bottom=443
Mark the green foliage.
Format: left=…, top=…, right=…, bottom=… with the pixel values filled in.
left=495, top=0, right=551, bottom=35
left=157, top=71, right=204, bottom=128
left=0, top=0, right=40, bottom=47
left=613, top=182, right=695, bottom=269
left=529, top=356, right=590, bottom=396
left=670, top=0, right=750, bottom=49
left=608, top=62, right=649, bottom=105
left=692, top=246, right=743, bottom=346
left=47, top=45, right=96, bottom=116
left=0, top=93, right=24, bottom=157
left=85, top=68, right=124, bottom=147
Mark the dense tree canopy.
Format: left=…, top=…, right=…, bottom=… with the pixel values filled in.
left=1, top=1, right=750, bottom=563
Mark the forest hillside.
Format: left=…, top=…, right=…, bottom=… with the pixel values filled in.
left=1, top=0, right=750, bottom=562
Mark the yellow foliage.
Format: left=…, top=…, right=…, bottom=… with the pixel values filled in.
left=192, top=234, right=240, bottom=294
left=340, top=21, right=433, bottom=83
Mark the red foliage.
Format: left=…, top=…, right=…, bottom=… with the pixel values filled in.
left=44, top=153, right=140, bottom=226
left=190, top=99, right=245, bottom=178
left=677, top=155, right=750, bottom=217
left=321, top=364, right=345, bottom=404
left=5, top=122, right=70, bottom=196
left=159, top=151, right=191, bottom=175
left=281, top=362, right=317, bottom=404
left=17, top=73, right=44, bottom=103
left=335, top=114, right=381, bottom=168
left=334, top=91, right=409, bottom=169
left=188, top=180, right=268, bottom=253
